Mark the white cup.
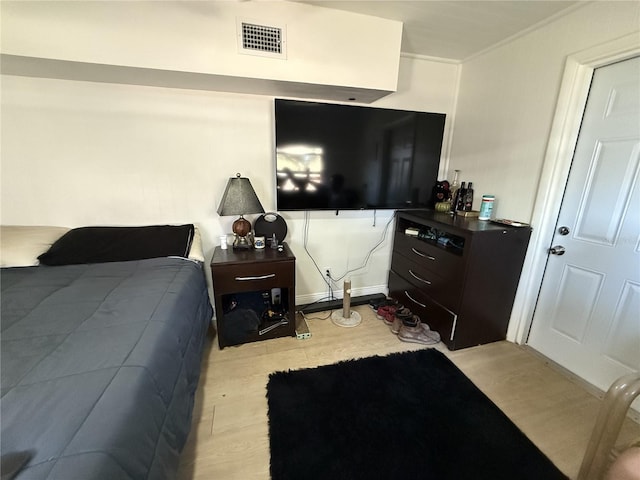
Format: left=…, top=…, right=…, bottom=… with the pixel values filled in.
left=220, top=235, right=228, bottom=250
left=254, top=236, right=266, bottom=249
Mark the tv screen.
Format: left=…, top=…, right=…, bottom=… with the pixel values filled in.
left=275, top=99, right=445, bottom=211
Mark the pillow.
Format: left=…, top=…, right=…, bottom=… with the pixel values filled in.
left=38, top=224, right=195, bottom=266
left=1, top=225, right=70, bottom=268
left=188, top=226, right=205, bottom=263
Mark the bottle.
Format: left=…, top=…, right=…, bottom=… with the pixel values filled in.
left=455, top=182, right=467, bottom=212
left=449, top=170, right=460, bottom=214
left=463, top=182, right=474, bottom=211
left=478, top=195, right=495, bottom=220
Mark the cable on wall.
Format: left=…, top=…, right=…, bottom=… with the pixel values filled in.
left=303, top=209, right=335, bottom=300
left=331, top=213, right=395, bottom=283
left=300, top=210, right=395, bottom=315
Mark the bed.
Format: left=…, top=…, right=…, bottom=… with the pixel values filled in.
left=0, top=224, right=213, bottom=479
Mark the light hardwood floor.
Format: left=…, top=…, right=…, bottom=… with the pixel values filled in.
left=177, top=305, right=640, bottom=480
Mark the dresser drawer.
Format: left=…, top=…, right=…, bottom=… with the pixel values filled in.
left=388, top=270, right=458, bottom=349
left=393, top=232, right=463, bottom=280
left=391, top=251, right=461, bottom=312
left=212, top=260, right=294, bottom=294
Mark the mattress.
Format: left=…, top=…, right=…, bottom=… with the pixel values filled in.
left=1, top=257, right=213, bottom=479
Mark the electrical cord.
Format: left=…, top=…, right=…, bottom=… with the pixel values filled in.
left=303, top=210, right=335, bottom=300
left=302, top=209, right=395, bottom=307
left=332, top=213, right=395, bottom=282
left=299, top=309, right=332, bottom=321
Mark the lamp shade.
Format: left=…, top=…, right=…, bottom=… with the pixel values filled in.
left=217, top=173, right=265, bottom=217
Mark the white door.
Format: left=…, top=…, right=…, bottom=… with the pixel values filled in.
left=527, top=56, right=640, bottom=394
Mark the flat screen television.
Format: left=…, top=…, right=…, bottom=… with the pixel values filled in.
left=275, top=99, right=446, bottom=211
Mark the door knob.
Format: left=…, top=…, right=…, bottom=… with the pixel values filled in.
left=549, top=245, right=566, bottom=255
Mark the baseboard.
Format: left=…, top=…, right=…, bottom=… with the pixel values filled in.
left=522, top=345, right=640, bottom=424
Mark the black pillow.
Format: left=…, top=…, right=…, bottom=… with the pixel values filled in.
left=38, top=224, right=195, bottom=266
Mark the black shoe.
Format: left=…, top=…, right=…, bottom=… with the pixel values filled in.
left=395, top=307, right=413, bottom=323
left=369, top=298, right=398, bottom=310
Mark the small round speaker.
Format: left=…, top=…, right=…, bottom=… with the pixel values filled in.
left=254, top=212, right=288, bottom=243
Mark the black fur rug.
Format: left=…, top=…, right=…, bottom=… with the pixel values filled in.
left=267, top=348, right=568, bottom=480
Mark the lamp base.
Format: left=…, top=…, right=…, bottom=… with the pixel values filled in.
left=233, top=234, right=253, bottom=250
left=232, top=216, right=253, bottom=249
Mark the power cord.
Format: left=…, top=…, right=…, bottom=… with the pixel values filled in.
left=299, top=309, right=332, bottom=321
left=303, top=210, right=335, bottom=300
left=331, top=213, right=395, bottom=282
left=302, top=209, right=395, bottom=306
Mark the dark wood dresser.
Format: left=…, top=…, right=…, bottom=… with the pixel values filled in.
left=211, top=243, right=296, bottom=348
left=389, top=210, right=531, bottom=350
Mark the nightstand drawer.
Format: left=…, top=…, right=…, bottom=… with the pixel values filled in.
left=393, top=232, right=463, bottom=280
left=212, top=260, right=294, bottom=294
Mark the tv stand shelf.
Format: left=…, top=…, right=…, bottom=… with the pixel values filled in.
left=389, top=210, right=531, bottom=350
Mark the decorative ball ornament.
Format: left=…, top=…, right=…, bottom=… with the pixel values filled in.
left=233, top=217, right=252, bottom=237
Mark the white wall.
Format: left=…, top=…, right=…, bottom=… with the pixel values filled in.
left=449, top=1, right=640, bottom=223
left=0, top=54, right=459, bottom=304
left=1, top=1, right=401, bottom=101
left=448, top=1, right=640, bottom=341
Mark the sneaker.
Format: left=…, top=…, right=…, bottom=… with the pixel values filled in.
left=384, top=306, right=412, bottom=328
left=390, top=316, right=440, bottom=338
left=369, top=298, right=397, bottom=310
left=375, top=304, right=393, bottom=320
left=390, top=317, right=403, bottom=334
left=398, top=316, right=441, bottom=345
left=394, top=307, right=413, bottom=322
left=376, top=304, right=402, bottom=323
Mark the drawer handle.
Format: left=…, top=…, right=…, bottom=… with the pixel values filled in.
left=408, top=269, right=431, bottom=285
left=411, top=247, right=435, bottom=261
left=235, top=273, right=276, bottom=281
left=450, top=315, right=458, bottom=342
left=404, top=290, right=426, bottom=308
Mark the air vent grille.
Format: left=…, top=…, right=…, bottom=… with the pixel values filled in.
left=241, top=22, right=282, bottom=54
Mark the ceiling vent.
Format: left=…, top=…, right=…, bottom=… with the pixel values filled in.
left=237, top=19, right=287, bottom=59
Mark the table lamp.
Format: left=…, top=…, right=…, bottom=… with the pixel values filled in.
left=217, top=173, right=265, bottom=249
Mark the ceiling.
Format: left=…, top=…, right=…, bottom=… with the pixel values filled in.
left=295, top=1, right=580, bottom=60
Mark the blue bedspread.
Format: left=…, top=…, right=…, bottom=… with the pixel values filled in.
left=1, top=257, right=213, bottom=479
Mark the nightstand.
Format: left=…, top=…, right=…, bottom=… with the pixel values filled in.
left=211, top=242, right=296, bottom=348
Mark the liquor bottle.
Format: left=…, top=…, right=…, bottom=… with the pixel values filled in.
left=463, top=182, right=474, bottom=211
left=449, top=170, right=461, bottom=214
left=455, top=182, right=467, bottom=212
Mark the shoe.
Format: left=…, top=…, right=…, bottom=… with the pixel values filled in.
left=390, top=317, right=402, bottom=334
left=394, top=307, right=413, bottom=322
left=381, top=306, right=412, bottom=326
left=376, top=304, right=394, bottom=320
left=376, top=304, right=402, bottom=323
left=386, top=306, right=413, bottom=327
left=398, top=316, right=441, bottom=345
left=390, top=315, right=440, bottom=337
left=369, top=298, right=397, bottom=310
